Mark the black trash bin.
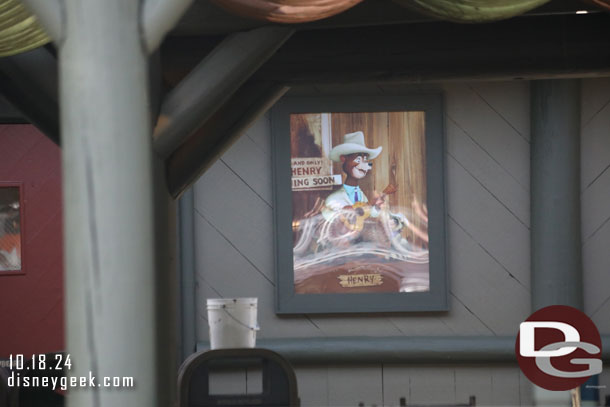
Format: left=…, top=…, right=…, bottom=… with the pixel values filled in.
left=178, top=348, right=299, bottom=407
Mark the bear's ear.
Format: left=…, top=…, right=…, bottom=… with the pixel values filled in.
left=340, top=155, right=346, bottom=163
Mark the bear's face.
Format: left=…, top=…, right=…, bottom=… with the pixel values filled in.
left=341, top=153, right=372, bottom=180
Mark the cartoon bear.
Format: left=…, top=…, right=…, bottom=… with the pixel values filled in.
left=322, top=131, right=384, bottom=221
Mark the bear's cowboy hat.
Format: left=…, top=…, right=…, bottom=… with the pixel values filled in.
left=329, top=131, right=382, bottom=162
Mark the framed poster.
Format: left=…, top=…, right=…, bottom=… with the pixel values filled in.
left=271, top=94, right=447, bottom=313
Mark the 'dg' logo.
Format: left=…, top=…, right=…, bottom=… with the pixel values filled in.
left=516, top=305, right=603, bottom=391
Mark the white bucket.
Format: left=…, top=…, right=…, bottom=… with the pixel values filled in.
left=207, top=298, right=259, bottom=349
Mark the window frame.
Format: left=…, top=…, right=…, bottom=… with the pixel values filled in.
left=0, top=182, right=25, bottom=276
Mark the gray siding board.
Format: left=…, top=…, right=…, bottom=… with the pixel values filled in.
left=444, top=83, right=531, bottom=190
left=454, top=366, right=493, bottom=406
left=490, top=367, right=521, bottom=405
left=519, top=371, right=534, bottom=406
left=434, top=294, right=499, bottom=336
left=295, top=366, right=329, bottom=406
left=387, top=281, right=507, bottom=336
left=582, top=201, right=610, bottom=331
left=381, top=366, right=411, bottom=407
left=383, top=365, right=512, bottom=406
left=591, top=299, right=610, bottom=336
left=327, top=365, right=383, bottom=407
left=221, top=132, right=274, bottom=207
left=243, top=112, right=272, bottom=155
left=582, top=167, right=610, bottom=241
left=468, top=82, right=531, bottom=142
left=387, top=312, right=455, bottom=336
left=448, top=217, right=530, bottom=335
left=306, top=315, right=403, bottom=337
left=584, top=215, right=610, bottom=335
left=408, top=366, right=456, bottom=405
left=447, top=118, right=530, bottom=227
left=581, top=78, right=610, bottom=126
left=194, top=212, right=322, bottom=340
left=581, top=99, right=610, bottom=188
left=581, top=79, right=610, bottom=336
left=447, top=156, right=530, bottom=289
left=195, top=160, right=275, bottom=282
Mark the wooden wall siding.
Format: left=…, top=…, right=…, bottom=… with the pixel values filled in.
left=582, top=78, right=610, bottom=335
left=193, top=79, right=609, bottom=404
left=193, top=81, right=535, bottom=405
left=190, top=364, right=532, bottom=406
left=0, top=125, right=64, bottom=357
left=194, top=81, right=532, bottom=341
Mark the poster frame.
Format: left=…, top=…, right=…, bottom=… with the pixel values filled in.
left=271, top=93, right=448, bottom=314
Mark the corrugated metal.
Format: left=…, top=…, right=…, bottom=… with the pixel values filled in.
left=0, top=0, right=50, bottom=57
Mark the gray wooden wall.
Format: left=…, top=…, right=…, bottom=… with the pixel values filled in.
left=582, top=78, right=610, bottom=339
left=192, top=79, right=610, bottom=406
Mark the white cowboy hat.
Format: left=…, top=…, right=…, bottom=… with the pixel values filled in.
left=329, top=131, right=382, bottom=162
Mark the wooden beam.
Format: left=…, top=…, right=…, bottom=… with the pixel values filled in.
left=0, top=95, right=27, bottom=123
left=248, top=13, right=610, bottom=84
left=0, top=47, right=59, bottom=144
left=153, top=26, right=293, bottom=159
left=166, top=81, right=288, bottom=199
left=163, top=13, right=610, bottom=86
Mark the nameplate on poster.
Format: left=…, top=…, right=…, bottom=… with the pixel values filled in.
left=338, top=274, right=383, bottom=288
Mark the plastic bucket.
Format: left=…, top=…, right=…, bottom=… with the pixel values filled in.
left=207, top=298, right=259, bottom=349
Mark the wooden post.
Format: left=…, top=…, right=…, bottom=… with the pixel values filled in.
left=530, top=79, right=582, bottom=407
left=530, top=79, right=582, bottom=310
left=58, top=0, right=157, bottom=405
left=20, top=0, right=192, bottom=403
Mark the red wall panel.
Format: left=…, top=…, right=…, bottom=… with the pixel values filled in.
left=0, top=124, right=64, bottom=358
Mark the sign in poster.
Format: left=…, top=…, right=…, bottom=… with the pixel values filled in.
left=291, top=157, right=342, bottom=190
